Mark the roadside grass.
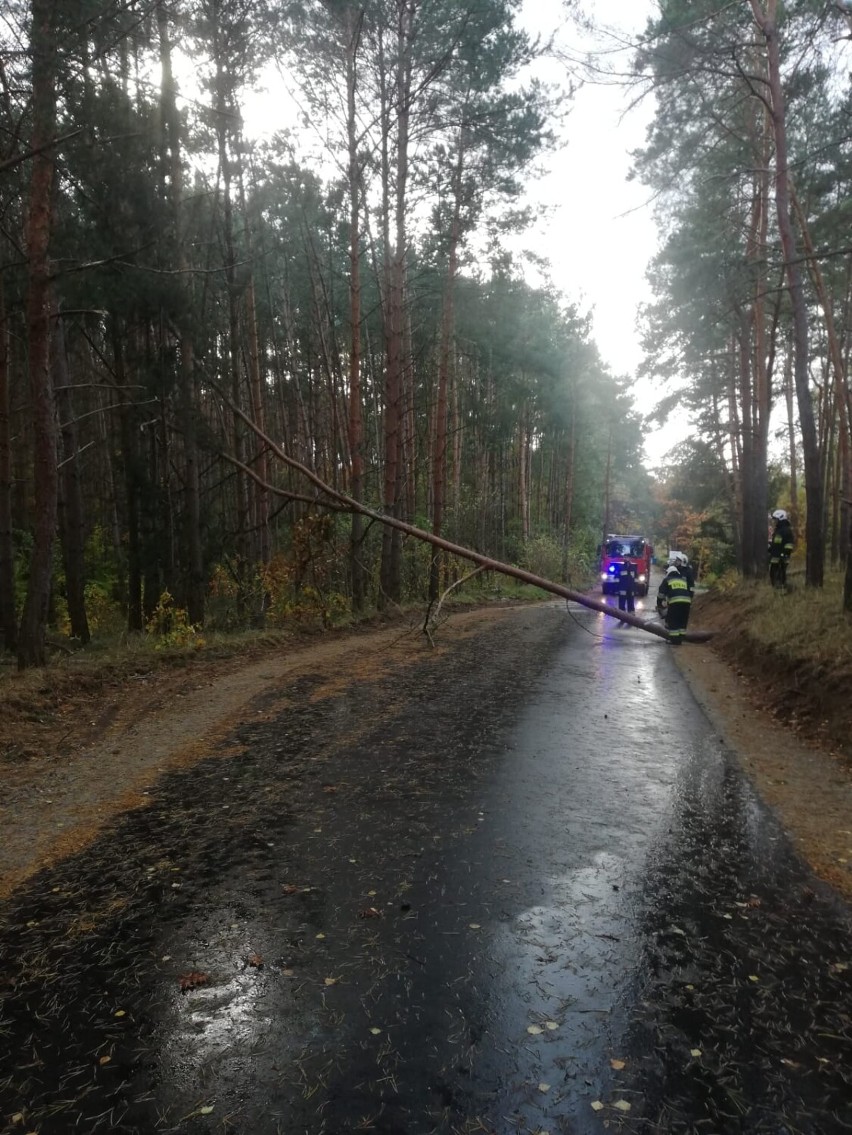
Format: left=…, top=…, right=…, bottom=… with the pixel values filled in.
left=0, top=578, right=553, bottom=731
left=698, top=567, right=852, bottom=673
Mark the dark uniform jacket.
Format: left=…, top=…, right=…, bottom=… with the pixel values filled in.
left=657, top=568, right=692, bottom=610
left=615, top=561, right=636, bottom=594
left=768, top=519, right=794, bottom=562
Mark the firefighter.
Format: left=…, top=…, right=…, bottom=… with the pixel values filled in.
left=768, top=509, right=794, bottom=589
left=615, top=558, right=637, bottom=625
left=656, top=554, right=692, bottom=645
left=676, top=552, right=695, bottom=596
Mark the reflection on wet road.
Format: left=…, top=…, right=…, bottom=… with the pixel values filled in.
left=0, top=600, right=850, bottom=1134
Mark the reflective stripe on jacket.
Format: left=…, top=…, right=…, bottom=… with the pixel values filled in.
left=658, top=573, right=692, bottom=605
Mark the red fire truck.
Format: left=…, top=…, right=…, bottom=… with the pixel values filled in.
left=599, top=534, right=654, bottom=597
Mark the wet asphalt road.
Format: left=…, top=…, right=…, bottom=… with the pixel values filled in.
left=0, top=598, right=851, bottom=1135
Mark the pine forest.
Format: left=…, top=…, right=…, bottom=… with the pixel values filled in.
left=1, top=0, right=851, bottom=669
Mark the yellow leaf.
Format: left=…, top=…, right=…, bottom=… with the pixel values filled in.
left=538, top=1082, right=551, bottom=1093
left=114, top=1010, right=126, bottom=1018
left=316, top=932, right=326, bottom=940
left=527, top=1024, right=543, bottom=1035
left=99, top=1055, right=111, bottom=1065
left=369, top=1027, right=382, bottom=1035
left=544, top=1020, right=559, bottom=1030
left=591, top=1100, right=604, bottom=1111
left=324, top=976, right=338, bottom=986
left=469, top=923, right=481, bottom=930
left=613, top=1100, right=631, bottom=1112
left=610, top=1058, right=626, bottom=1070
left=748, top=974, right=760, bottom=982
left=10, top=1114, right=23, bottom=1125
left=690, top=1049, right=702, bottom=1058
left=199, top=1105, right=214, bottom=1115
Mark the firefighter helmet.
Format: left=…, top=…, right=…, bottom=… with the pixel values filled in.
left=771, top=509, right=787, bottom=521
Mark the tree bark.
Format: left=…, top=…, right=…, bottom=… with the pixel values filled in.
left=430, top=136, right=464, bottom=602
left=157, top=0, right=205, bottom=626
left=750, top=0, right=824, bottom=585
left=17, top=0, right=58, bottom=669
left=346, top=6, right=366, bottom=610
left=0, top=267, right=16, bottom=651
left=54, top=312, right=90, bottom=643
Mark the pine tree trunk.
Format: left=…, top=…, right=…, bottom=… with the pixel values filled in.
left=751, top=0, right=824, bottom=585
left=429, top=141, right=463, bottom=602
left=0, top=268, right=16, bottom=653
left=0, top=269, right=17, bottom=651
left=346, top=11, right=366, bottom=610
left=54, top=312, right=90, bottom=643
left=158, top=0, right=205, bottom=626
left=17, top=0, right=58, bottom=669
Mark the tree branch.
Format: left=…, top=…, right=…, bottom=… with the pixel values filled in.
left=214, top=387, right=712, bottom=643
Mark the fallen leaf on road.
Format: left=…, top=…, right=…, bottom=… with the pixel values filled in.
left=538, top=1082, right=551, bottom=1092
left=544, top=1021, right=558, bottom=1030
left=247, top=952, right=263, bottom=968
left=610, top=1058, right=626, bottom=1070
left=527, top=1024, right=543, bottom=1035
left=613, top=1100, right=631, bottom=1112
left=179, top=971, right=209, bottom=992
left=324, top=976, right=339, bottom=986
left=690, top=1049, right=702, bottom=1058
left=590, top=1101, right=604, bottom=1112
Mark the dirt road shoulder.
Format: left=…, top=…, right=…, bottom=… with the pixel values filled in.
left=674, top=642, right=852, bottom=901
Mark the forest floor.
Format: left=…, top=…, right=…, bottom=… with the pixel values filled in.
left=1, top=588, right=851, bottom=905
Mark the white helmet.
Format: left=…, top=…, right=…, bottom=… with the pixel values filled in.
left=771, top=509, right=787, bottom=521
left=675, top=552, right=688, bottom=566
left=667, top=554, right=680, bottom=568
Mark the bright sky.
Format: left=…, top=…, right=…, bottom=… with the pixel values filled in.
left=516, top=0, right=686, bottom=467
left=238, top=0, right=681, bottom=467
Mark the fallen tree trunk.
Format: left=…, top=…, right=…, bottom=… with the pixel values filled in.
left=222, top=401, right=713, bottom=644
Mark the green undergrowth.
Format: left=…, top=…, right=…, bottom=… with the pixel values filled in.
left=0, top=582, right=549, bottom=719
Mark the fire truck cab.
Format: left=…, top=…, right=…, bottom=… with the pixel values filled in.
left=599, top=535, right=654, bottom=597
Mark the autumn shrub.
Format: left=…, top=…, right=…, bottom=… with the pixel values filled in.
left=82, top=582, right=124, bottom=635
left=146, top=590, right=205, bottom=651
